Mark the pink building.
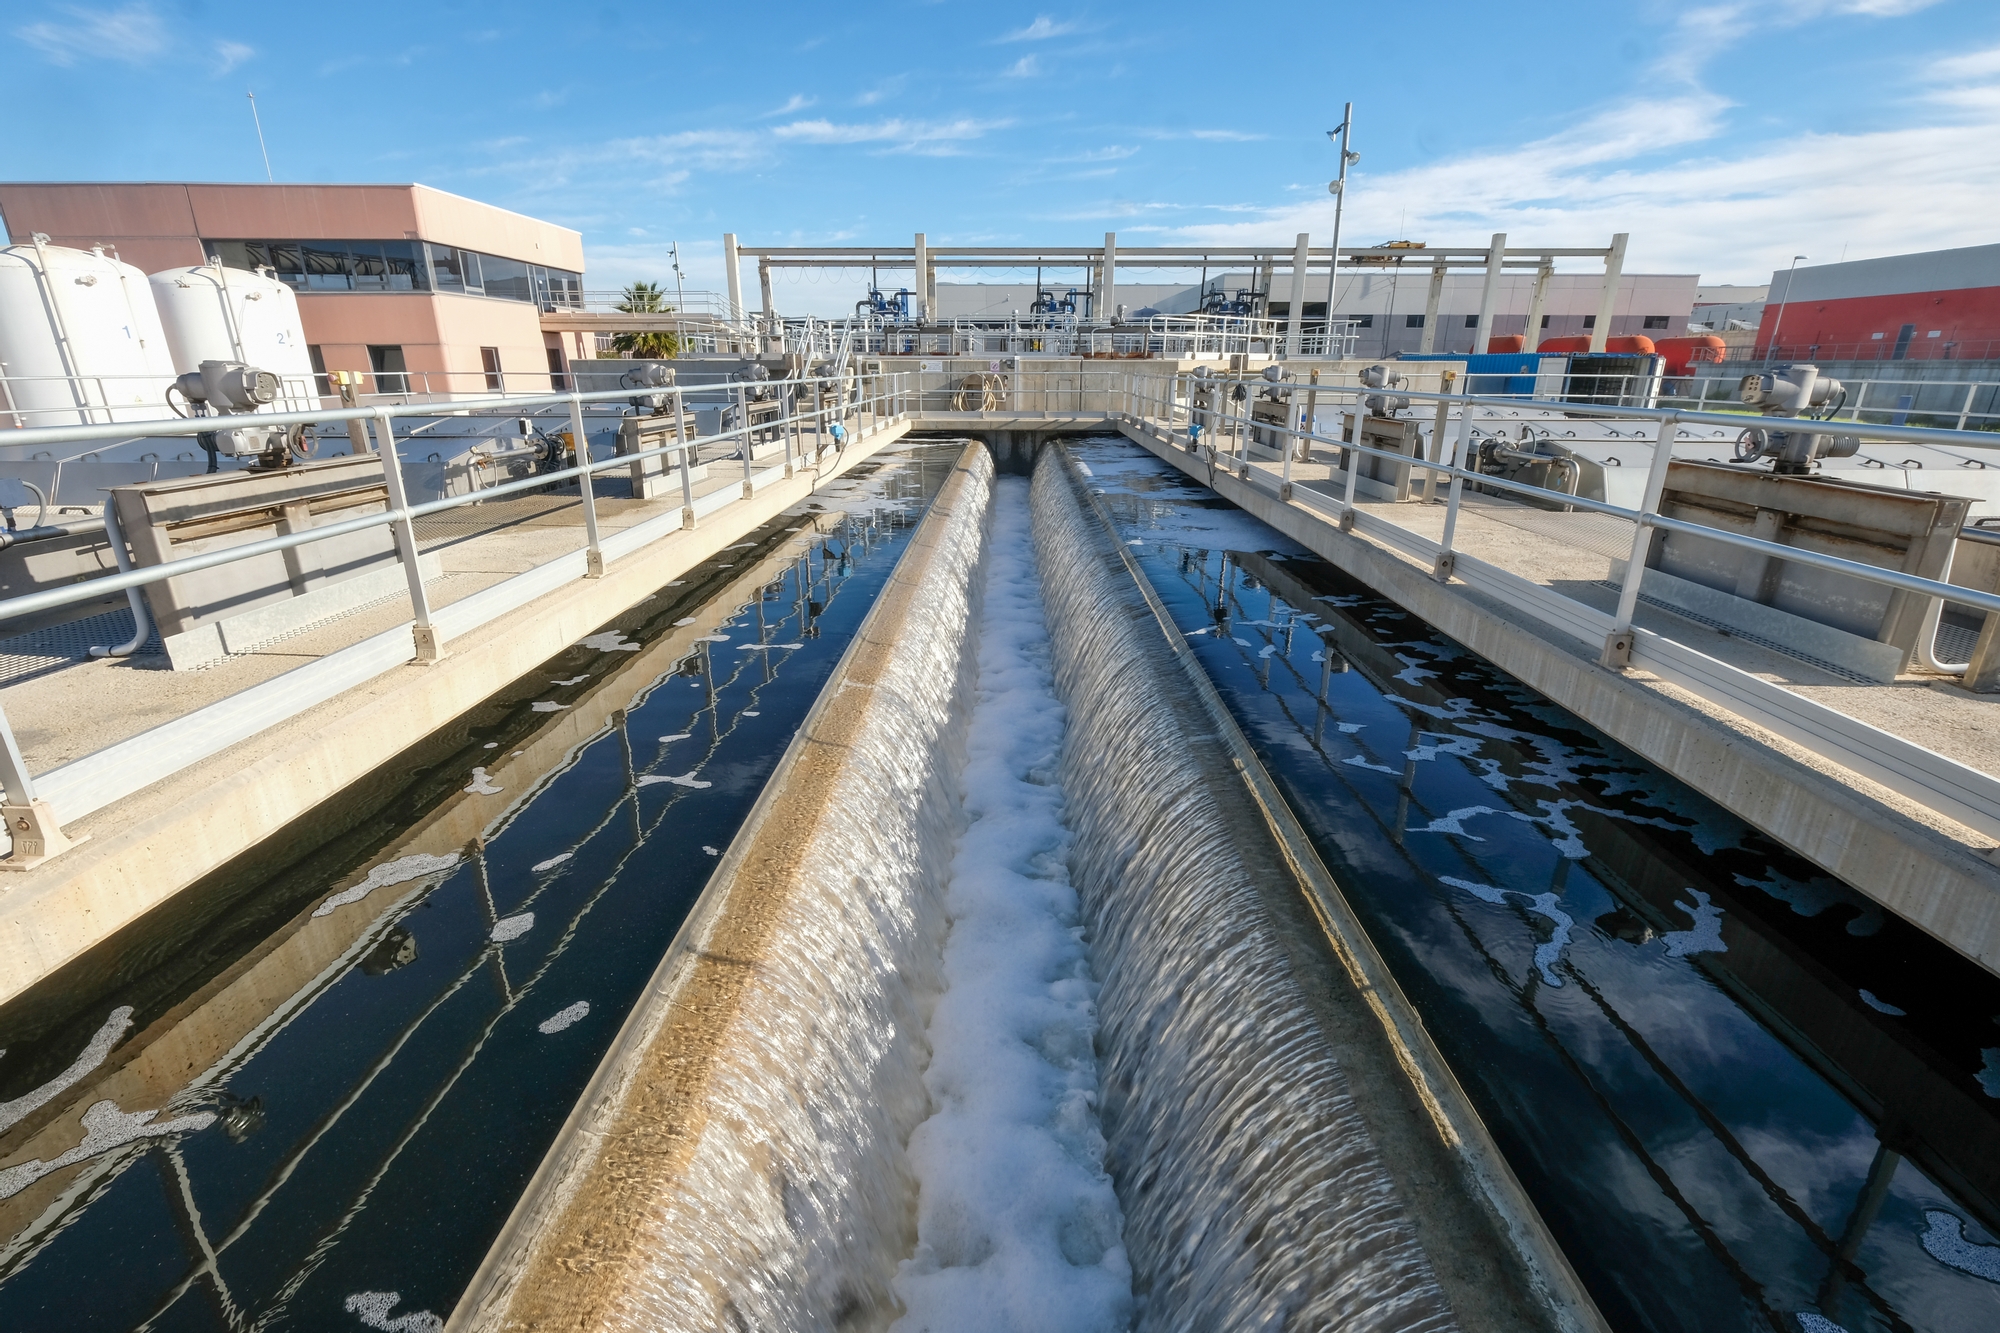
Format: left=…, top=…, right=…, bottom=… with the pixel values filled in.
left=0, top=181, right=591, bottom=396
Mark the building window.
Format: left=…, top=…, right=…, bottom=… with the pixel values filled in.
left=201, top=239, right=579, bottom=304
left=1464, top=314, right=1478, bottom=328
left=308, top=344, right=330, bottom=396
left=547, top=347, right=568, bottom=390
left=481, top=346, right=503, bottom=392
left=1541, top=314, right=1551, bottom=327
left=369, top=345, right=409, bottom=395
left=1406, top=313, right=1425, bottom=328
left=1582, top=315, right=1596, bottom=329
left=1642, top=315, right=1669, bottom=329
left=1353, top=314, right=1373, bottom=328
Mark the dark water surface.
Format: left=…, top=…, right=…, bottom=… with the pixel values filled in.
left=0, top=444, right=966, bottom=1332
left=1068, top=437, right=2000, bottom=1333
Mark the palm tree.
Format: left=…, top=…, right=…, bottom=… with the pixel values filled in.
left=611, top=282, right=681, bottom=358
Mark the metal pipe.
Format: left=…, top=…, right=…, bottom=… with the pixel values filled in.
left=86, top=501, right=151, bottom=658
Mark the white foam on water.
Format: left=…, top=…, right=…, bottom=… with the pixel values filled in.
left=674, top=617, right=697, bottom=626
left=538, top=1001, right=591, bottom=1035
left=1919, top=1209, right=2000, bottom=1281
left=549, top=674, right=589, bottom=686
left=1441, top=877, right=1575, bottom=987
left=1662, top=891, right=1728, bottom=957
left=0, top=1098, right=217, bottom=1200
left=891, top=475, right=1132, bottom=1333
left=0, top=1007, right=134, bottom=1134
left=1859, top=990, right=1906, bottom=1016
left=463, top=769, right=502, bottom=795
left=491, top=913, right=535, bottom=943
left=637, top=771, right=712, bottom=789
left=531, top=853, right=573, bottom=873
left=659, top=733, right=690, bottom=742
left=736, top=643, right=804, bottom=651
left=742, top=710, right=760, bottom=717
left=314, top=852, right=462, bottom=918
left=529, top=702, right=566, bottom=713
left=701, top=845, right=719, bottom=856
left=344, top=1291, right=444, bottom=1332
left=696, top=634, right=730, bottom=643
left=1795, top=1314, right=1848, bottom=1333
left=579, top=631, right=641, bottom=652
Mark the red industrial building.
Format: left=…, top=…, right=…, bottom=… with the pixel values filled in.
left=1758, top=243, right=2000, bottom=362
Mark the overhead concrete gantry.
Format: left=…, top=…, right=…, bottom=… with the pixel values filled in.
left=731, top=231, right=1633, bottom=353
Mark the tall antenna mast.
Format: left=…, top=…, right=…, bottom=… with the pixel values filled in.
left=247, top=91, right=273, bottom=182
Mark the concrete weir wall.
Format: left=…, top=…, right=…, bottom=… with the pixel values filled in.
left=449, top=442, right=992, bottom=1331
left=450, top=439, right=1600, bottom=1332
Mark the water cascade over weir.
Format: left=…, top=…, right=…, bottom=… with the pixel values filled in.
left=453, top=441, right=1578, bottom=1332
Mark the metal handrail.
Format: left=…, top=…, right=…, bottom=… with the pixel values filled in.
left=0, top=374, right=895, bottom=627
left=1138, top=371, right=2000, bottom=624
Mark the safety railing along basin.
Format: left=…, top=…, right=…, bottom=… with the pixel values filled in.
left=0, top=371, right=910, bottom=858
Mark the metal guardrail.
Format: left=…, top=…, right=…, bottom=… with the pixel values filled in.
left=7, top=359, right=2000, bottom=863
left=0, top=371, right=913, bottom=854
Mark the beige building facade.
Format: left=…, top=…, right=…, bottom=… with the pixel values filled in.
left=0, top=182, right=589, bottom=396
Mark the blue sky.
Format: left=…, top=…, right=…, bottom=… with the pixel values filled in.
left=6, top=0, right=1997, bottom=310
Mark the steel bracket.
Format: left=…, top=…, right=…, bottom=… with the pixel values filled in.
left=1599, top=629, right=1635, bottom=670
left=1338, top=508, right=1357, bottom=533
left=1431, top=551, right=1458, bottom=583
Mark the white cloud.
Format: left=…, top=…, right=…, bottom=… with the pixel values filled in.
left=17, top=3, right=167, bottom=65
left=772, top=117, right=1011, bottom=150
left=1002, top=55, right=1038, bottom=78
left=212, top=40, right=253, bottom=76
left=1001, top=16, right=1076, bottom=41
left=1141, top=128, right=1268, bottom=143
left=765, top=93, right=816, bottom=117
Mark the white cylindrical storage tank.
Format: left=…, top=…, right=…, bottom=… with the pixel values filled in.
left=149, top=264, right=316, bottom=409
left=0, top=239, right=177, bottom=428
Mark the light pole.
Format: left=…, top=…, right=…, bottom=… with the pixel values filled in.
left=1766, top=254, right=1806, bottom=363
left=1324, top=104, right=1359, bottom=352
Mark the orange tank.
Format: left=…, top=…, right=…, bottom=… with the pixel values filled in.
left=1536, top=334, right=1658, bottom=356
left=1651, top=334, right=1727, bottom=377
left=1484, top=334, right=1527, bottom=353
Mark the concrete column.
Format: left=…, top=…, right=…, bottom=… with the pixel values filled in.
left=1472, top=232, right=1506, bottom=357
left=758, top=259, right=774, bottom=335
left=912, top=232, right=928, bottom=321
left=723, top=233, right=743, bottom=326
left=1522, top=260, right=1554, bottom=357
left=1590, top=232, right=1629, bottom=354
left=1102, top=232, right=1118, bottom=323
left=1418, top=264, right=1445, bottom=354
left=1285, top=232, right=1310, bottom=356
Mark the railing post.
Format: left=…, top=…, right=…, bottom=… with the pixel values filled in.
left=375, top=409, right=442, bottom=662
left=782, top=383, right=797, bottom=478
left=1433, top=398, right=1475, bottom=582
left=1343, top=402, right=1362, bottom=515
left=1280, top=395, right=1297, bottom=501
left=1601, top=416, right=1681, bottom=669
left=569, top=394, right=604, bottom=578
left=738, top=385, right=754, bottom=498
left=1959, top=382, right=1979, bottom=432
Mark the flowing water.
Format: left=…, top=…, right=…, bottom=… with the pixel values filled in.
left=891, top=475, right=1131, bottom=1333
left=0, top=444, right=968, bottom=1333
left=1066, top=435, right=2000, bottom=1333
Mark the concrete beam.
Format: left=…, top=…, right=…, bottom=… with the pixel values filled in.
left=1590, top=233, right=1628, bottom=354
